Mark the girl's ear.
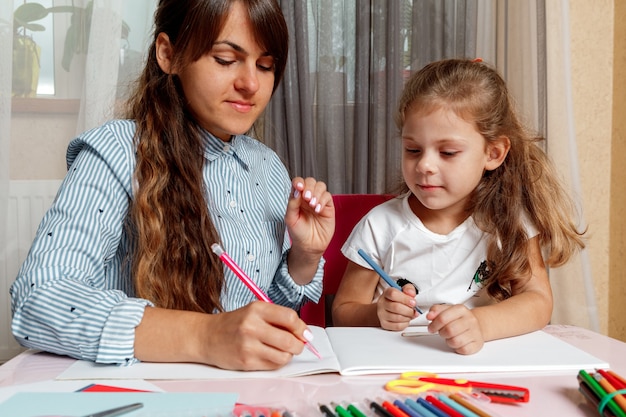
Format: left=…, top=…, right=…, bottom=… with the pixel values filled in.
left=155, top=32, right=176, bottom=74
left=485, top=136, right=511, bottom=171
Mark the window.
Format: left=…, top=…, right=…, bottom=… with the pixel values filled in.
left=12, top=0, right=155, bottom=99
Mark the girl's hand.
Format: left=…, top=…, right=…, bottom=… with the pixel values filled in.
left=285, top=177, right=335, bottom=255
left=206, top=301, right=312, bottom=370
left=426, top=304, right=485, bottom=354
left=377, top=284, right=418, bottom=331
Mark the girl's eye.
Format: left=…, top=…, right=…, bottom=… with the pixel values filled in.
left=404, top=148, right=420, bottom=154
left=441, top=151, right=458, bottom=157
left=257, top=63, right=274, bottom=72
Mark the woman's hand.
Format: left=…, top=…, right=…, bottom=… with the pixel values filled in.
left=377, top=284, right=418, bottom=331
left=426, top=304, right=485, bottom=355
left=285, top=177, right=335, bottom=253
left=284, top=177, right=335, bottom=284
left=134, top=302, right=313, bottom=371
left=205, top=302, right=313, bottom=370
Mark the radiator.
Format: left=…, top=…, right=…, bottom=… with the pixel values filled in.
left=1, top=179, right=62, bottom=363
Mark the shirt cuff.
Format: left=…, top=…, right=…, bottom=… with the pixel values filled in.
left=272, top=251, right=324, bottom=309
left=96, top=297, right=153, bottom=365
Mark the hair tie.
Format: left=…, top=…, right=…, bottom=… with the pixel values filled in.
left=598, top=388, right=626, bottom=415
left=472, top=57, right=483, bottom=63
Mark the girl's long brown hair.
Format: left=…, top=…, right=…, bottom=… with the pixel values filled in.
left=395, top=59, right=586, bottom=300
left=124, top=0, right=288, bottom=312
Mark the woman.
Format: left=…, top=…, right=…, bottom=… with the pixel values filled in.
left=11, top=0, right=335, bottom=371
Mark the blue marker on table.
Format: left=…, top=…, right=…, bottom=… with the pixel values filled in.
left=357, top=248, right=423, bottom=314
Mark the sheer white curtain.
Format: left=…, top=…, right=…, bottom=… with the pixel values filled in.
left=545, top=0, right=598, bottom=332
left=1, top=3, right=11, bottom=246
left=497, top=1, right=597, bottom=331
left=1, top=0, right=155, bottom=363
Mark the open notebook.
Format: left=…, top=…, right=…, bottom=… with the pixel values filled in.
left=56, top=326, right=608, bottom=380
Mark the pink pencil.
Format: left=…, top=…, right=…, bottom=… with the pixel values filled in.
left=211, top=243, right=322, bottom=359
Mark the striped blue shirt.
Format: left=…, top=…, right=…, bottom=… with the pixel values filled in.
left=10, top=119, right=323, bottom=364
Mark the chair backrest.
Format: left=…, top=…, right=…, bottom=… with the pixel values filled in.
left=300, top=193, right=394, bottom=327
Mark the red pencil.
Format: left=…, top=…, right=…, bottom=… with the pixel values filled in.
left=606, top=370, right=626, bottom=390
left=595, top=372, right=626, bottom=414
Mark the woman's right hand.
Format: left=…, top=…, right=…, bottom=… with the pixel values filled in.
left=205, top=301, right=312, bottom=370
left=134, top=302, right=312, bottom=370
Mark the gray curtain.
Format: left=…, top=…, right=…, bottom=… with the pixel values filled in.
left=266, top=0, right=485, bottom=195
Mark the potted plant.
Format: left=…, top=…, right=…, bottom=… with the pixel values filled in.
left=12, top=2, right=47, bottom=97
left=12, top=1, right=129, bottom=97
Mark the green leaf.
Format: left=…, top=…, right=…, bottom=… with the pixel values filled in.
left=23, top=23, right=46, bottom=32
left=13, top=3, right=49, bottom=24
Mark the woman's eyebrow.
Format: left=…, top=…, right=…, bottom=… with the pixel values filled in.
left=214, top=40, right=245, bottom=53
left=213, top=40, right=272, bottom=57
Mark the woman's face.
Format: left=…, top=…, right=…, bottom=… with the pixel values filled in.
left=173, top=2, right=276, bottom=141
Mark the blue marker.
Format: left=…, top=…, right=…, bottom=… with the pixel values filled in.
left=357, top=248, right=423, bottom=314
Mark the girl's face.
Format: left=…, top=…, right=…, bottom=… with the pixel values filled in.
left=401, top=106, right=505, bottom=225
left=166, top=2, right=276, bottom=141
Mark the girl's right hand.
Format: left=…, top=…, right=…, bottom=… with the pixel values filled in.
left=377, top=284, right=418, bottom=331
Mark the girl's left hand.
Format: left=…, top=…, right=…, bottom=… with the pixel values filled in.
left=285, top=177, right=335, bottom=255
left=426, top=304, right=485, bottom=354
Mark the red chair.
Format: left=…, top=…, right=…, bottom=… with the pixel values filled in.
left=300, top=193, right=394, bottom=327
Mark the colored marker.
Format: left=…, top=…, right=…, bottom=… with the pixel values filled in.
left=449, top=393, right=492, bottom=417
left=598, top=369, right=626, bottom=391
left=425, top=395, right=465, bottom=417
left=394, top=399, right=432, bottom=417
left=437, top=394, right=480, bottom=417
left=358, top=249, right=423, bottom=314
left=331, top=402, right=352, bottom=417
left=608, top=370, right=626, bottom=389
left=212, top=243, right=322, bottom=359
left=416, top=397, right=450, bottom=417
left=594, top=373, right=626, bottom=414
left=382, top=400, right=411, bottom=417
left=369, top=400, right=395, bottom=417
left=319, top=403, right=337, bottom=417
left=579, top=370, right=626, bottom=417
left=347, top=403, right=368, bottom=417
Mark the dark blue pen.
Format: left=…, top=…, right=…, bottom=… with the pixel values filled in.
left=358, top=249, right=423, bottom=314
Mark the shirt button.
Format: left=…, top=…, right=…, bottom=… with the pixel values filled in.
left=247, top=253, right=256, bottom=262
left=223, top=144, right=231, bottom=152
left=229, top=200, right=237, bottom=208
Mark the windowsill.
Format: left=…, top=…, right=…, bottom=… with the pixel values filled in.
left=11, top=97, right=80, bottom=114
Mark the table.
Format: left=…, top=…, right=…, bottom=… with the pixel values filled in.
left=1, top=324, right=624, bottom=416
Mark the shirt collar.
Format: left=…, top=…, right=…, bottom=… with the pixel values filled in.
left=202, top=130, right=250, bottom=171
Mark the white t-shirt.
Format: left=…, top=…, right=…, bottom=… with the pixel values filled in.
left=341, top=192, right=537, bottom=325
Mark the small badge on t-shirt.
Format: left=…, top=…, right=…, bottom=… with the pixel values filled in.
left=468, top=260, right=490, bottom=292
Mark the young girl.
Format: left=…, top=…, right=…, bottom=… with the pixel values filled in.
left=10, top=0, right=335, bottom=371
left=332, top=58, right=585, bottom=355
